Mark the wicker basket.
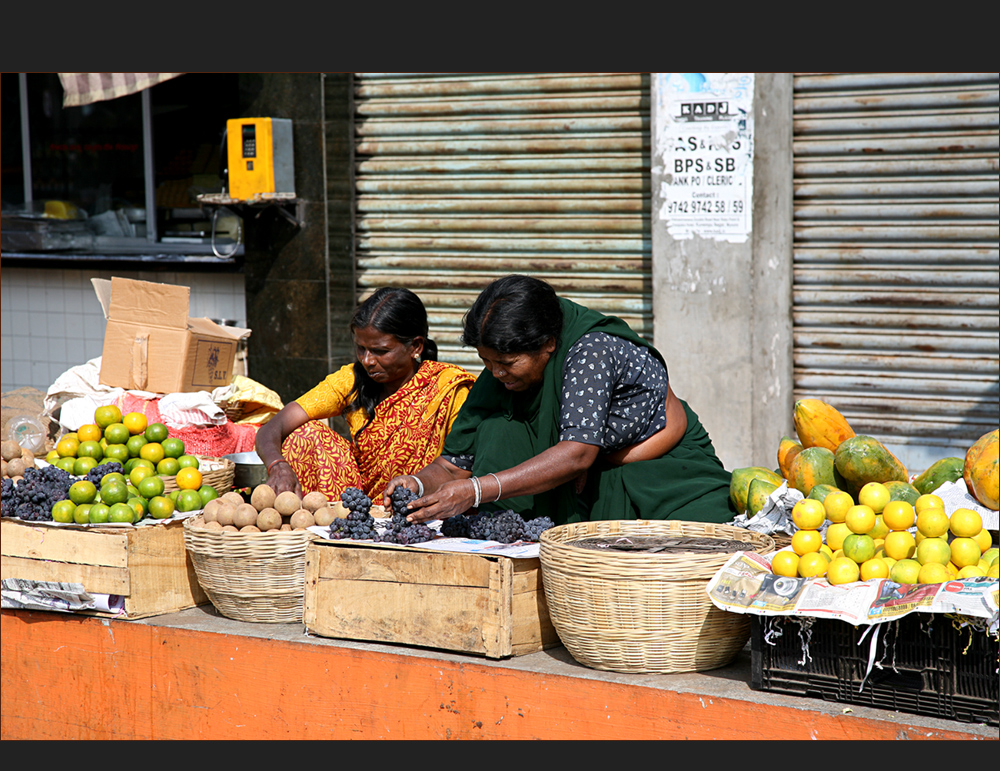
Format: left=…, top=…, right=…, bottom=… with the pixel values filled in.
left=162, top=455, right=235, bottom=495
left=539, top=519, right=775, bottom=674
left=182, top=515, right=317, bottom=623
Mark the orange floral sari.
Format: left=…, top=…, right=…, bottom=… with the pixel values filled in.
left=281, top=361, right=474, bottom=501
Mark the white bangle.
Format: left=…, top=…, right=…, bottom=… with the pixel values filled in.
left=410, top=475, right=424, bottom=498
left=470, top=476, right=482, bottom=509
left=487, top=472, right=502, bottom=502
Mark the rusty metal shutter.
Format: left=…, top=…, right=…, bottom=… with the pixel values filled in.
left=792, top=73, right=999, bottom=471
left=352, top=73, right=652, bottom=371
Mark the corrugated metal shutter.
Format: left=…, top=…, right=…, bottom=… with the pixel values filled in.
left=792, top=73, right=999, bottom=470
left=352, top=73, right=652, bottom=371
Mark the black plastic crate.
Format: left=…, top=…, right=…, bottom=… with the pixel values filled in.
left=750, top=613, right=999, bottom=726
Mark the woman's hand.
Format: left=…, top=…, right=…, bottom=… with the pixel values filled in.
left=383, top=474, right=422, bottom=506
left=266, top=460, right=302, bottom=498
left=404, top=478, right=476, bottom=524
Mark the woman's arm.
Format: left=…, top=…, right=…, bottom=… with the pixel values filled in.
left=254, top=401, right=311, bottom=497
left=402, top=440, right=600, bottom=524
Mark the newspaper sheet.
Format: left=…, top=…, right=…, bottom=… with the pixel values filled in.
left=305, top=523, right=541, bottom=559
left=706, top=551, right=999, bottom=634
left=1, top=578, right=124, bottom=615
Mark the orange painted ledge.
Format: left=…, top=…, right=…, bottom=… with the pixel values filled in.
left=2, top=608, right=996, bottom=741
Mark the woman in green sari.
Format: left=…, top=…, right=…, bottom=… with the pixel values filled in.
left=385, top=275, right=734, bottom=526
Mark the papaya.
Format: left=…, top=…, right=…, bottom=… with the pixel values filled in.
left=787, top=446, right=839, bottom=496
left=777, top=436, right=803, bottom=480
left=730, top=467, right=783, bottom=515
left=747, top=477, right=780, bottom=518
left=793, top=399, right=856, bottom=453
left=834, top=435, right=908, bottom=494
left=807, top=483, right=842, bottom=503
left=911, top=457, right=964, bottom=496
left=963, top=429, right=998, bottom=511
left=884, top=480, right=920, bottom=507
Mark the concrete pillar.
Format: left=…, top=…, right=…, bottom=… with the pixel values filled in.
left=650, top=73, right=794, bottom=471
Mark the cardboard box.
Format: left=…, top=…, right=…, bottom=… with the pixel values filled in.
left=303, top=540, right=560, bottom=659
left=1, top=518, right=209, bottom=619
left=92, top=277, right=250, bottom=394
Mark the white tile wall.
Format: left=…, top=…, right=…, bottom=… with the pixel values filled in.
left=1, top=266, right=246, bottom=393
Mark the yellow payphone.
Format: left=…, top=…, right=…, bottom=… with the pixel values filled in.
left=225, top=117, right=295, bottom=202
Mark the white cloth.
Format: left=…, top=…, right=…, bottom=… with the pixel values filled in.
left=43, top=357, right=157, bottom=432
left=158, top=392, right=227, bottom=429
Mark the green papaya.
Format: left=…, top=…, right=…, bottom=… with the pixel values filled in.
left=911, top=457, right=964, bottom=496
left=788, top=446, right=842, bottom=496
left=807, top=483, right=842, bottom=503
left=747, top=477, right=780, bottom=518
left=884, top=479, right=921, bottom=506
left=834, top=435, right=908, bottom=493
left=730, top=467, right=783, bottom=515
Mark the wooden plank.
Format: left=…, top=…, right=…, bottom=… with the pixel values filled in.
left=1, top=520, right=129, bottom=568
left=1, top=554, right=131, bottom=595
left=311, top=541, right=495, bottom=586
left=122, top=520, right=207, bottom=618
left=510, top=586, right=560, bottom=655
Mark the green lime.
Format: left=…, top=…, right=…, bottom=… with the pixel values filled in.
left=157, top=457, right=181, bottom=477
left=100, top=480, right=130, bottom=505
left=148, top=495, right=176, bottom=519
left=161, top=437, right=186, bottom=459
left=88, top=503, right=110, bottom=524
left=176, top=489, right=203, bottom=512
left=177, top=454, right=200, bottom=470
left=127, top=496, right=148, bottom=522
left=77, top=440, right=104, bottom=460
left=108, top=502, right=136, bottom=523
left=100, top=472, right=127, bottom=487
left=104, top=444, right=130, bottom=463
left=198, top=485, right=219, bottom=506
left=138, top=475, right=166, bottom=499
left=126, top=434, right=148, bottom=458
left=144, top=422, right=169, bottom=443
left=51, top=499, right=77, bottom=523
left=73, top=503, right=93, bottom=525
left=69, top=480, right=98, bottom=505
left=56, top=457, right=78, bottom=474
left=73, top=456, right=100, bottom=476
left=104, top=423, right=130, bottom=445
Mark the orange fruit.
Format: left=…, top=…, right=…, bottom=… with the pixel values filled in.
left=957, top=565, right=986, bottom=579
left=129, top=465, right=155, bottom=487
left=825, top=522, right=853, bottom=552
left=55, top=436, right=80, bottom=458
left=51, top=499, right=77, bottom=523
left=68, top=480, right=97, bottom=505
left=889, top=558, right=921, bottom=585
left=883, top=530, right=916, bottom=561
left=918, top=562, right=950, bottom=584
left=100, top=479, right=130, bottom=506
left=126, top=434, right=148, bottom=458
left=916, top=507, right=949, bottom=539
left=88, top=503, right=110, bottom=524
left=139, top=442, right=166, bottom=465
left=77, top=424, right=102, bottom=443
left=972, top=528, right=993, bottom=553
left=914, top=494, right=945, bottom=514
left=148, top=495, right=176, bottom=520
left=845, top=505, right=876, bottom=535
left=108, top=502, right=135, bottom=523
left=826, top=557, right=860, bottom=585
left=175, top=467, right=203, bottom=491
left=881, top=500, right=915, bottom=532
left=797, top=552, right=829, bottom=578
left=949, top=537, right=982, bottom=569
left=915, top=537, right=951, bottom=566
left=823, top=491, right=854, bottom=523
left=123, top=411, right=148, bottom=435
left=792, top=499, right=827, bottom=530
left=791, top=529, right=823, bottom=556
left=94, top=405, right=123, bottom=429
left=771, top=550, right=800, bottom=578
left=858, top=482, right=891, bottom=514
left=157, top=457, right=181, bottom=477
left=949, top=508, right=983, bottom=539
left=104, top=423, right=130, bottom=445
left=860, top=558, right=890, bottom=581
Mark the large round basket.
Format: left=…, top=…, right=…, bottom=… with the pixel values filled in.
left=162, top=455, right=235, bottom=495
left=182, top=515, right=317, bottom=623
left=539, top=519, right=775, bottom=674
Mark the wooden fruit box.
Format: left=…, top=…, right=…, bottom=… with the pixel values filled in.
left=303, top=539, right=560, bottom=659
left=1, top=518, right=208, bottom=619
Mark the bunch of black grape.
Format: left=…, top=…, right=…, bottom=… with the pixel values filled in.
left=441, top=510, right=554, bottom=544
left=2, top=465, right=74, bottom=522
left=329, top=487, right=377, bottom=540
left=376, top=486, right=435, bottom=545
left=85, top=461, right=125, bottom=487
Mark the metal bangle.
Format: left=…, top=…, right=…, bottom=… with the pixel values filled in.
left=487, top=472, right=502, bottom=502
left=470, top=476, right=482, bottom=509
left=410, top=475, right=425, bottom=498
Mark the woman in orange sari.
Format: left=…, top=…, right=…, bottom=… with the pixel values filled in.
left=255, top=288, right=475, bottom=501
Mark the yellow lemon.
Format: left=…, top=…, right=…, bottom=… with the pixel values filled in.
left=771, top=550, right=800, bottom=578
left=949, top=508, right=983, bottom=539
left=949, top=537, right=982, bottom=569
left=882, top=555, right=897, bottom=570
left=792, top=498, right=827, bottom=530
left=819, top=543, right=835, bottom=560
left=860, top=558, right=890, bottom=581
left=957, top=565, right=986, bottom=579
left=916, top=507, right=950, bottom=539
left=889, top=558, right=921, bottom=585
left=858, top=482, right=891, bottom=514
left=869, top=514, right=890, bottom=540
left=945, top=562, right=959, bottom=579
left=883, top=530, right=916, bottom=561
left=972, top=527, right=993, bottom=553
left=987, top=562, right=999, bottom=579
left=914, top=493, right=945, bottom=514
left=832, top=548, right=845, bottom=561
left=797, top=552, right=829, bottom=578
left=915, top=536, right=951, bottom=566
left=881, top=500, right=915, bottom=532
left=917, top=562, right=951, bottom=585
left=845, top=505, right=876, bottom=535
left=825, top=522, right=853, bottom=552
left=982, top=547, right=998, bottom=567
left=827, top=557, right=861, bottom=585
left=823, top=490, right=854, bottom=523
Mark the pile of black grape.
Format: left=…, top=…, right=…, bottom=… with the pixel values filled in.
left=441, top=509, right=555, bottom=544
left=1, top=465, right=74, bottom=522
left=376, top=486, right=435, bottom=545
left=85, top=461, right=125, bottom=487
left=328, top=487, right=377, bottom=540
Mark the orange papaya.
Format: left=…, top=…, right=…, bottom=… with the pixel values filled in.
left=793, top=399, right=856, bottom=453
left=777, top=436, right=803, bottom=480
left=963, top=429, right=998, bottom=511
left=730, top=467, right=783, bottom=515
left=787, top=446, right=839, bottom=496
left=833, top=435, right=908, bottom=494
left=912, top=457, right=964, bottom=496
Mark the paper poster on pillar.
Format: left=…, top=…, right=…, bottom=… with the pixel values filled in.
left=656, top=73, right=754, bottom=243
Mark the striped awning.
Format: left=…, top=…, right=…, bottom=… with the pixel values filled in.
left=57, top=73, right=183, bottom=108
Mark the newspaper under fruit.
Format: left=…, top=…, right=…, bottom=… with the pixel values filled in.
left=706, top=550, right=999, bottom=635
left=0, top=578, right=124, bottom=615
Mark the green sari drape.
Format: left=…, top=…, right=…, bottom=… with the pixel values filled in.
left=442, top=298, right=734, bottom=525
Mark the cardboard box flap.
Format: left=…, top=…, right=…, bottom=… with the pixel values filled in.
left=187, top=317, right=251, bottom=340
left=93, top=277, right=189, bottom=329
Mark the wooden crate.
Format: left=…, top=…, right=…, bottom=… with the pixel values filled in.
left=303, top=540, right=560, bottom=659
left=1, top=518, right=208, bottom=619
